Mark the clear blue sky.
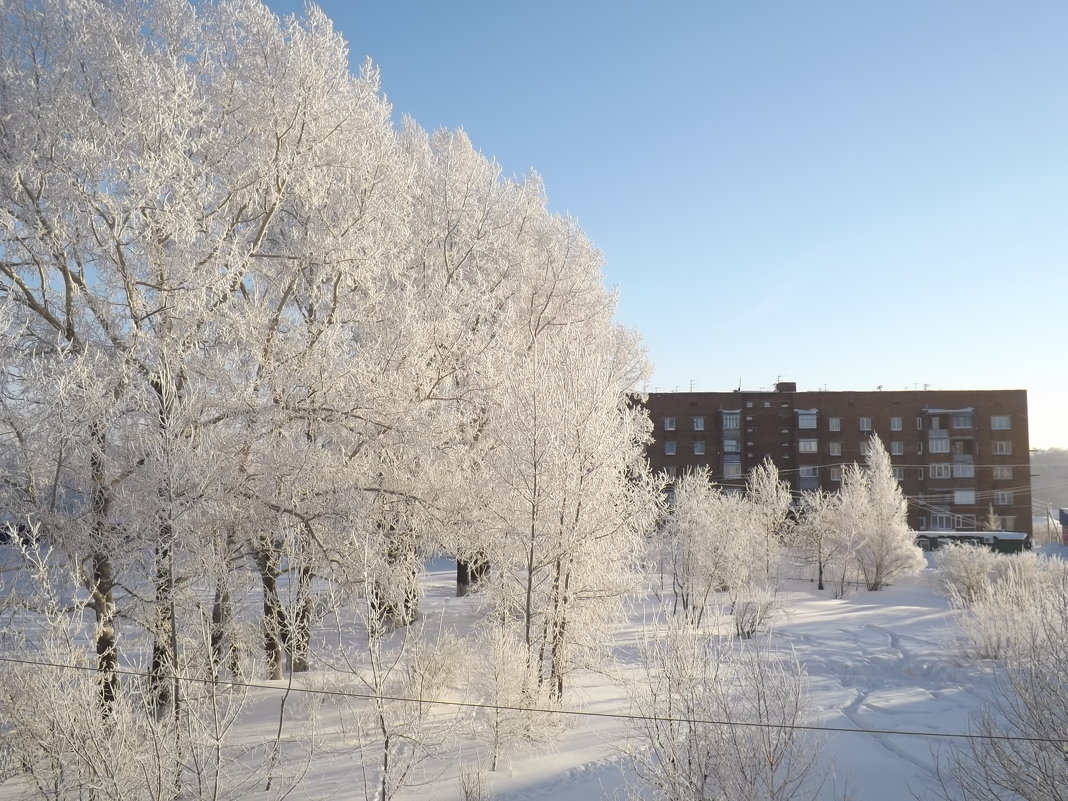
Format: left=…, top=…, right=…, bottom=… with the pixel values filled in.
left=265, top=0, right=1067, bottom=449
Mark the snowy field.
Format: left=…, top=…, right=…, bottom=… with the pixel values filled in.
left=391, top=560, right=985, bottom=801
left=4, top=550, right=1062, bottom=801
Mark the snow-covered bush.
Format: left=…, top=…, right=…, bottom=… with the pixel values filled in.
left=955, top=552, right=1068, bottom=661
left=936, top=568, right=1068, bottom=801
left=936, top=542, right=1002, bottom=607
left=628, top=621, right=824, bottom=801
left=730, top=582, right=781, bottom=639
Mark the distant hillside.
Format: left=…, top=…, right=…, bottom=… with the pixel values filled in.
left=1031, top=448, right=1068, bottom=512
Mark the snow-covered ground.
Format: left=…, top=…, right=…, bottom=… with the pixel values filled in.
left=0, top=554, right=1038, bottom=801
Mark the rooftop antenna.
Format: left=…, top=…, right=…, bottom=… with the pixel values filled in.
left=689, top=379, right=696, bottom=392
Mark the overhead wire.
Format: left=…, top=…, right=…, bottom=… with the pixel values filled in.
left=0, top=653, right=1065, bottom=745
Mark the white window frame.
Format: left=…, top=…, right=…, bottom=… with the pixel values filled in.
left=664, top=441, right=676, bottom=456
left=992, top=465, right=1013, bottom=480
left=993, top=440, right=1012, bottom=455
left=890, top=441, right=904, bottom=456
left=931, top=513, right=952, bottom=529
left=693, top=416, right=705, bottom=431
left=859, top=417, right=872, bottom=432
left=929, top=438, right=950, bottom=454
left=799, top=466, right=818, bottom=479
left=724, top=462, right=742, bottom=479
left=952, top=463, right=975, bottom=478
left=798, top=439, right=818, bottom=453
left=952, top=413, right=973, bottom=429
left=723, top=439, right=740, bottom=453
left=991, top=415, right=1011, bottom=430
left=693, top=441, right=706, bottom=456
left=995, top=490, right=1013, bottom=505
left=798, top=413, right=818, bottom=429
left=829, top=466, right=841, bottom=482
left=722, top=412, right=740, bottom=429
left=929, top=464, right=952, bottom=479
left=828, top=417, right=841, bottom=432
left=892, top=466, right=904, bottom=481
left=664, top=417, right=676, bottom=431
left=828, top=442, right=842, bottom=456
left=890, top=417, right=902, bottom=431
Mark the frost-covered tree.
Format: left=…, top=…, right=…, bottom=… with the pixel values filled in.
left=665, top=469, right=749, bottom=625
left=747, top=459, right=793, bottom=581
left=794, top=489, right=838, bottom=591
left=853, top=434, right=924, bottom=591
left=663, top=466, right=785, bottom=636
left=982, top=503, right=1002, bottom=532
left=477, top=312, right=657, bottom=700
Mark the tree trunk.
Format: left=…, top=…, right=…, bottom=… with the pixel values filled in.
left=255, top=539, right=287, bottom=681
left=89, top=428, right=119, bottom=717
left=150, top=540, right=175, bottom=718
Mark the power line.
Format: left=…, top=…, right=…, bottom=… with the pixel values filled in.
left=1, top=654, right=1065, bottom=746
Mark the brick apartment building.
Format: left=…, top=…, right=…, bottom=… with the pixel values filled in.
left=644, top=383, right=1031, bottom=535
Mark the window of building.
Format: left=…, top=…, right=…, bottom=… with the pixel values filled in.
left=890, top=441, right=904, bottom=456
left=955, top=514, right=976, bottom=530
left=829, top=442, right=842, bottom=456
left=798, top=412, right=817, bottom=429
left=722, top=411, right=740, bottom=429
left=799, top=466, right=818, bottom=479
left=916, top=417, right=924, bottom=430
left=723, top=439, right=740, bottom=453
left=859, top=417, right=872, bottom=431
left=995, top=491, right=1014, bottom=505
left=892, top=466, right=904, bottom=481
left=931, top=513, right=952, bottom=529
left=763, top=401, right=771, bottom=408
left=953, top=489, right=976, bottom=505
left=664, top=417, right=676, bottom=431
left=999, top=515, right=1016, bottom=531
left=859, top=441, right=871, bottom=456
left=664, top=441, right=676, bottom=456
left=829, top=466, right=841, bottom=482
left=890, top=417, right=902, bottom=431
left=828, top=417, right=841, bottom=432
left=952, top=463, right=974, bottom=478
left=952, top=412, right=973, bottom=429
left=799, top=439, right=818, bottom=453
left=930, top=415, right=942, bottom=430
left=993, top=441, right=1012, bottom=455
left=745, top=401, right=753, bottom=408
left=993, top=465, right=1013, bottom=480
left=929, top=464, right=952, bottom=479
left=991, top=415, right=1011, bottom=430
left=663, top=466, right=676, bottom=478
left=693, top=416, right=705, bottom=431
left=917, top=442, right=924, bottom=455
left=693, top=441, right=706, bottom=456
left=929, top=438, right=950, bottom=454
left=723, top=462, right=742, bottom=479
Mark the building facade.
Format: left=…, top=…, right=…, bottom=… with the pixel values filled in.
left=644, top=383, right=1031, bottom=535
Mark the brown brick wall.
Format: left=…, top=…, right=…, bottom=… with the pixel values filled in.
left=643, top=387, right=1031, bottom=535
